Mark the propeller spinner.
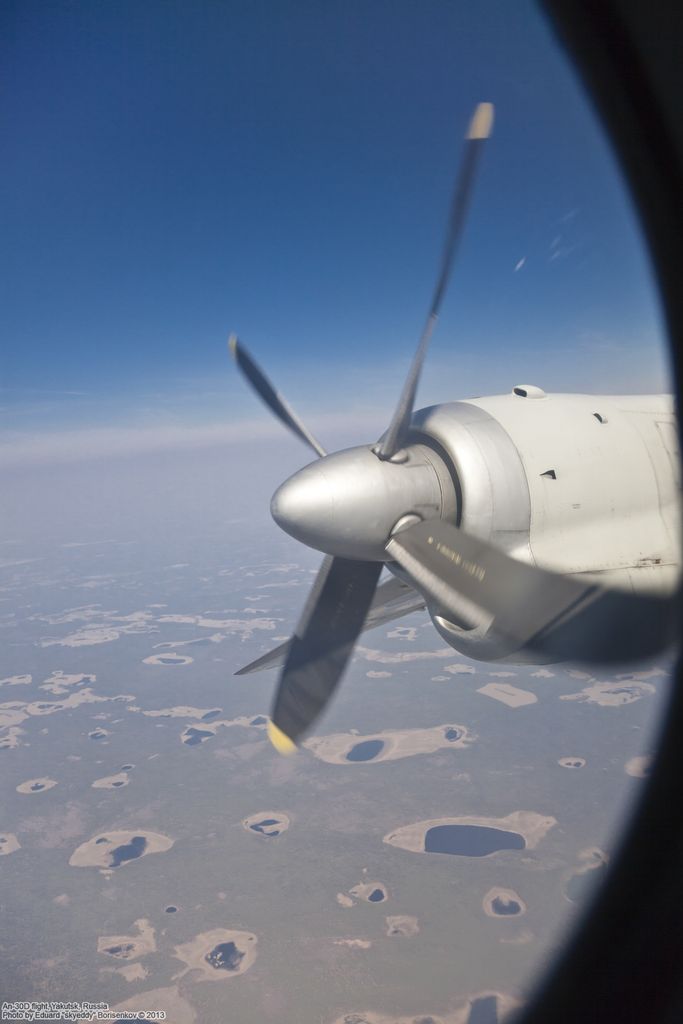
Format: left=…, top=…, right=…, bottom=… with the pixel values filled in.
left=271, top=442, right=456, bottom=562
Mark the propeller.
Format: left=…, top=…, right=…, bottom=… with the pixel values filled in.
left=229, top=99, right=677, bottom=753
left=229, top=102, right=495, bottom=749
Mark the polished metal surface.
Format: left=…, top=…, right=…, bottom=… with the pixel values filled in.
left=271, top=442, right=457, bottom=561
left=410, top=401, right=533, bottom=560
left=407, top=400, right=537, bottom=660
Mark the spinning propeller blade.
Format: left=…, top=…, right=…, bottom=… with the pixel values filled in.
left=268, top=557, right=383, bottom=751
left=235, top=575, right=424, bottom=676
left=375, top=102, right=494, bottom=460
left=229, top=334, right=327, bottom=458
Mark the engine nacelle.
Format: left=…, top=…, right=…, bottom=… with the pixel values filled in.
left=407, top=390, right=680, bottom=662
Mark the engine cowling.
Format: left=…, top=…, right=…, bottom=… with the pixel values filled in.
left=406, top=391, right=679, bottom=662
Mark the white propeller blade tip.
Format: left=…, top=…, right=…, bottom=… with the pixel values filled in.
left=467, top=102, right=494, bottom=140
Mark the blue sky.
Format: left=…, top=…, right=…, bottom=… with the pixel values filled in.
left=1, top=0, right=670, bottom=465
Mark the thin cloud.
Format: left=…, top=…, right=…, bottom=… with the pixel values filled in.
left=0, top=411, right=387, bottom=469
left=514, top=257, right=526, bottom=272
left=0, top=388, right=88, bottom=396
left=577, top=330, right=624, bottom=352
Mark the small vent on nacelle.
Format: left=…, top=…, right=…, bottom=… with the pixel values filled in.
left=540, top=469, right=557, bottom=480
left=593, top=412, right=608, bottom=423
left=512, top=384, right=546, bottom=399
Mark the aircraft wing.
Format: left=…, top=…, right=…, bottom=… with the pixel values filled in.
left=234, top=573, right=425, bottom=676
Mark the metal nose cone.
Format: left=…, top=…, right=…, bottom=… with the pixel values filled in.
left=270, top=444, right=456, bottom=562
left=270, top=461, right=334, bottom=548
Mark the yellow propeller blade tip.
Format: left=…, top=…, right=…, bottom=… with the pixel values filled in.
left=267, top=720, right=297, bottom=756
left=467, top=102, right=494, bottom=140
left=228, top=333, right=238, bottom=356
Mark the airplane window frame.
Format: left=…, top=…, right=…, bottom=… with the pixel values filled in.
left=520, top=2, right=683, bottom=1021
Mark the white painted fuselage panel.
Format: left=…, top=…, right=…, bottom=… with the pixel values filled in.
left=464, top=392, right=679, bottom=593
